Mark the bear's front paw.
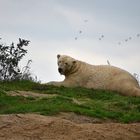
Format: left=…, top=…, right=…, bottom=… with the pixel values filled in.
left=46, top=81, right=56, bottom=85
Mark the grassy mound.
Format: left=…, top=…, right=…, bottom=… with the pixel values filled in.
left=0, top=80, right=140, bottom=123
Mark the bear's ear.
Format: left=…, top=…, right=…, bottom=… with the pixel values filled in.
left=73, top=61, right=76, bottom=64
left=57, top=54, right=61, bottom=59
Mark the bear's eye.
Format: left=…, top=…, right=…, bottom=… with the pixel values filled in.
left=65, top=62, right=68, bottom=65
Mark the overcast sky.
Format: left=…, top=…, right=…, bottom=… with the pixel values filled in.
left=0, top=0, right=140, bottom=82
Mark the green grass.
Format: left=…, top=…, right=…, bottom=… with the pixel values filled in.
left=0, top=80, right=40, bottom=91
left=0, top=80, right=140, bottom=123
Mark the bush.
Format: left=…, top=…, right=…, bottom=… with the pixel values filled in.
left=0, top=38, right=32, bottom=81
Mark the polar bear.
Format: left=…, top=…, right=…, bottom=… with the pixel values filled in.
left=47, top=54, right=140, bottom=96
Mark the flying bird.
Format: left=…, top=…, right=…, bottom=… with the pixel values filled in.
left=79, top=30, right=82, bottom=34
left=101, top=35, right=104, bottom=38
left=118, top=42, right=121, bottom=45
left=84, top=19, right=88, bottom=22
left=137, top=34, right=140, bottom=37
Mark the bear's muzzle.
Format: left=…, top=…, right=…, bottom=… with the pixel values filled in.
left=58, top=68, right=63, bottom=74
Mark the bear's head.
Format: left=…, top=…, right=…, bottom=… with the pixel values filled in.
left=57, top=54, right=76, bottom=76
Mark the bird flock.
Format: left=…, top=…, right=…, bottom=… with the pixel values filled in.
left=118, top=33, right=140, bottom=45
left=98, top=35, right=104, bottom=41
left=74, top=20, right=140, bottom=46
left=74, top=19, right=88, bottom=40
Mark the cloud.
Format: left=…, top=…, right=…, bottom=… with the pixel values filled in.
left=54, top=4, right=91, bottom=27
left=0, top=0, right=140, bottom=82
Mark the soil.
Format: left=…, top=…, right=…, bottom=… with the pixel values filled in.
left=0, top=113, right=139, bottom=140
left=0, top=91, right=139, bottom=140
left=7, top=91, right=58, bottom=99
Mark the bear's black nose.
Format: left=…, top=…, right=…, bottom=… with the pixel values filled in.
left=58, top=68, right=63, bottom=73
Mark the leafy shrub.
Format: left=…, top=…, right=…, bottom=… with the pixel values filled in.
left=0, top=38, right=34, bottom=81
left=21, top=59, right=38, bottom=82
